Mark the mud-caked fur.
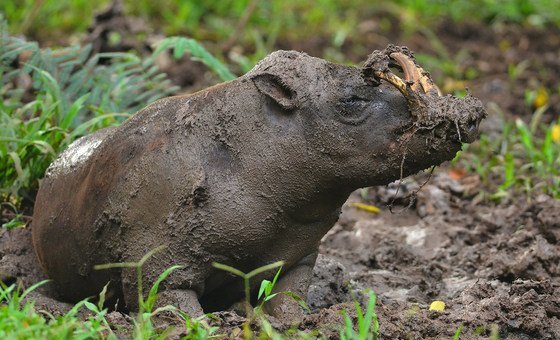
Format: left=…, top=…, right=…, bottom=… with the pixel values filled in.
left=32, top=50, right=485, bottom=319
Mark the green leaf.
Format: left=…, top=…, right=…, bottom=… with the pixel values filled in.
left=7, top=151, right=23, bottom=178
left=97, top=282, right=109, bottom=311
left=142, top=264, right=184, bottom=313
left=173, top=37, right=188, bottom=59
left=20, top=279, right=49, bottom=300
left=258, top=279, right=271, bottom=300
left=152, top=37, right=236, bottom=81
left=263, top=292, right=279, bottom=302
left=0, top=284, right=16, bottom=303
left=60, top=94, right=90, bottom=129
left=279, top=291, right=311, bottom=313
left=2, top=217, right=25, bottom=230
left=453, top=324, right=464, bottom=340
left=83, top=301, right=99, bottom=313
left=516, top=119, right=536, bottom=161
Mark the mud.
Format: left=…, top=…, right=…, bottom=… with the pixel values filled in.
left=307, top=173, right=560, bottom=338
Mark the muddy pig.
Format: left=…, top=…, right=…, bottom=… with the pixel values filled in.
left=32, top=45, right=486, bottom=319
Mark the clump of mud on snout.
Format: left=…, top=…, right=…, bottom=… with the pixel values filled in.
left=362, top=45, right=487, bottom=144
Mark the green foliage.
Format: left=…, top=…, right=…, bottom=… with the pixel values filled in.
left=392, top=0, right=560, bottom=27
left=0, top=17, right=237, bottom=212
left=94, top=245, right=186, bottom=339
left=180, top=314, right=221, bottom=340
left=151, top=36, right=235, bottom=81
left=0, top=202, right=26, bottom=229
left=453, top=324, right=464, bottom=340
left=0, top=19, right=177, bottom=205
left=257, top=266, right=283, bottom=307
left=0, top=0, right=110, bottom=41
left=212, top=260, right=285, bottom=318
left=94, top=245, right=181, bottom=314
left=340, top=290, right=379, bottom=340
left=0, top=280, right=115, bottom=339
left=0, top=249, right=211, bottom=339
left=461, top=107, right=560, bottom=200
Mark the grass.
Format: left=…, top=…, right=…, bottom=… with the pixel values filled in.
left=340, top=290, right=379, bottom=340
left=0, top=18, right=234, bottom=225
left=0, top=248, right=220, bottom=339
left=0, top=0, right=558, bottom=338
left=0, top=280, right=114, bottom=338
left=0, top=255, right=380, bottom=339
left=212, top=261, right=285, bottom=318
left=459, top=105, right=560, bottom=200
left=3, top=1, right=560, bottom=41
left=0, top=19, right=177, bottom=206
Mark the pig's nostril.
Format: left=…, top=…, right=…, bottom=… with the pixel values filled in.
left=467, top=119, right=479, bottom=133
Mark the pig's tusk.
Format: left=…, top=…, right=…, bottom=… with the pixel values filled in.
left=390, top=52, right=420, bottom=88
left=389, top=52, right=442, bottom=96
left=372, top=70, right=410, bottom=97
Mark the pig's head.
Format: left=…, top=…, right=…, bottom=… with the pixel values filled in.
left=244, top=46, right=486, bottom=190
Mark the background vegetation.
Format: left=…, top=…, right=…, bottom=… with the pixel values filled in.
left=1, top=0, right=559, bottom=338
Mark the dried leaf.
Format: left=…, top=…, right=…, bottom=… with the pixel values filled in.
left=350, top=202, right=380, bottom=214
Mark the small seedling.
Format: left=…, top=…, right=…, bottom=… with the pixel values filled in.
left=340, top=289, right=379, bottom=340
left=213, top=261, right=313, bottom=339
left=212, top=260, right=284, bottom=318
left=256, top=265, right=283, bottom=311
left=255, top=266, right=311, bottom=315
left=0, top=280, right=115, bottom=338
left=179, top=312, right=221, bottom=340
left=1, top=202, right=27, bottom=229
left=95, top=245, right=183, bottom=338
left=453, top=324, right=464, bottom=340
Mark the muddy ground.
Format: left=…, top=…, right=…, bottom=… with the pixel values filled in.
left=2, top=9, right=560, bottom=340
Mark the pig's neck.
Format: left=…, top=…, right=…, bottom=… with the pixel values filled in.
left=192, top=86, right=355, bottom=225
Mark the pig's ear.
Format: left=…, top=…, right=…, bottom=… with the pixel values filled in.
left=251, top=73, right=296, bottom=111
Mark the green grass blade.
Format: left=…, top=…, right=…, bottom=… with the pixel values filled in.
left=246, top=260, right=284, bottom=279
left=60, top=94, right=90, bottom=129
left=142, top=264, right=183, bottom=313
left=212, top=262, right=246, bottom=278
left=515, top=119, right=536, bottom=161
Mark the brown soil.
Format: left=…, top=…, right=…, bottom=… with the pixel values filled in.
left=2, top=10, right=560, bottom=340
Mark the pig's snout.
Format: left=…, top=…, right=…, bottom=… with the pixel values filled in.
left=362, top=46, right=487, bottom=145
left=453, top=98, right=486, bottom=143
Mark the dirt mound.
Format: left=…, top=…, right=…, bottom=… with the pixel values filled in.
left=310, top=171, right=560, bottom=338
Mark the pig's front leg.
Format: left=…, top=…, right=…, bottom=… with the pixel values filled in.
left=121, top=268, right=204, bottom=317
left=265, top=252, right=317, bottom=321
left=156, top=289, right=204, bottom=317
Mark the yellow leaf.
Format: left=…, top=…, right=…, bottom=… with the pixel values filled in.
left=533, top=87, right=549, bottom=108
left=429, top=300, right=446, bottom=312
left=552, top=124, right=560, bottom=143
left=350, top=202, right=380, bottom=214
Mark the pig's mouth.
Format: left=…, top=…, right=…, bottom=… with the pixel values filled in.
left=362, top=45, right=486, bottom=144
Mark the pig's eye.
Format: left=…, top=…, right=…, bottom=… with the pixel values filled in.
left=336, top=96, right=371, bottom=125
left=339, top=96, right=369, bottom=106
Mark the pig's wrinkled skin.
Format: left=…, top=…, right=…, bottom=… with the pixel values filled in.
left=32, top=50, right=485, bottom=319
